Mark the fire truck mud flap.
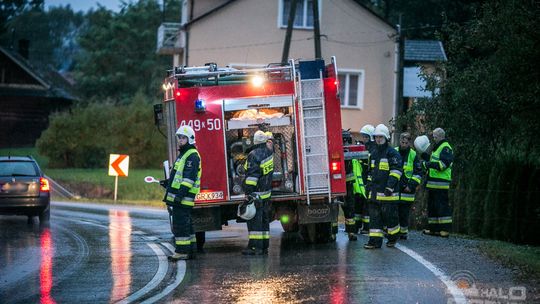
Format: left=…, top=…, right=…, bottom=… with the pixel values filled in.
left=297, top=203, right=338, bottom=224
left=297, top=203, right=339, bottom=244
left=192, top=207, right=222, bottom=232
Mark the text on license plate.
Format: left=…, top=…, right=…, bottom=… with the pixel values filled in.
left=195, top=191, right=224, bottom=201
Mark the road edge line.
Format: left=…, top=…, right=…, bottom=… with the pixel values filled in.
left=118, top=243, right=169, bottom=304
left=139, top=242, right=186, bottom=304
left=396, top=243, right=467, bottom=304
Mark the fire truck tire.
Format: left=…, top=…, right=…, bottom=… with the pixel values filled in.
left=300, top=222, right=334, bottom=244
left=314, top=222, right=334, bottom=243
left=299, top=223, right=317, bottom=244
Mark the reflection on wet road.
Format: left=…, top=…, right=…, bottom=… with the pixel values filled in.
left=0, top=202, right=468, bottom=303
left=40, top=228, right=55, bottom=304
left=109, top=210, right=132, bottom=303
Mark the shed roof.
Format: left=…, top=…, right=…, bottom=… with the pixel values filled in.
left=0, top=46, right=77, bottom=101
left=404, top=40, right=447, bottom=62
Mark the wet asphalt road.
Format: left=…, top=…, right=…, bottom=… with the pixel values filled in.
left=0, top=201, right=532, bottom=303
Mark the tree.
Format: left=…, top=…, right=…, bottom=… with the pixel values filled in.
left=361, top=0, right=485, bottom=39
left=0, top=0, right=43, bottom=35
left=75, top=0, right=181, bottom=102
left=400, top=0, right=540, bottom=244
left=0, top=5, right=84, bottom=70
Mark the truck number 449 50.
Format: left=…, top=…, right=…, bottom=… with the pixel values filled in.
left=180, top=119, right=222, bottom=131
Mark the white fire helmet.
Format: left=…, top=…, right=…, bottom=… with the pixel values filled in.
left=253, top=130, right=268, bottom=145
left=176, top=125, right=196, bottom=144
left=373, top=124, right=390, bottom=140
left=237, top=199, right=256, bottom=220
left=359, top=124, right=375, bottom=140
left=414, top=135, right=430, bottom=153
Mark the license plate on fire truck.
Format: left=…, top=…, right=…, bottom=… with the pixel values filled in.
left=196, top=191, right=224, bottom=201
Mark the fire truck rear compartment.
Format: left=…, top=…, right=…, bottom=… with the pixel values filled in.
left=223, top=104, right=299, bottom=197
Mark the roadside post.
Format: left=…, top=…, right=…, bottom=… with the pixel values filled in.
left=108, top=154, right=129, bottom=202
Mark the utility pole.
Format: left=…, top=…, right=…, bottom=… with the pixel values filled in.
left=312, top=0, right=321, bottom=59
left=395, top=14, right=405, bottom=133
left=281, top=0, right=298, bottom=64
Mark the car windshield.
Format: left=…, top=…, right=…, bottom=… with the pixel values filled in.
left=0, top=161, right=38, bottom=177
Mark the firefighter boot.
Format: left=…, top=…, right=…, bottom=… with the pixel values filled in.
left=348, top=233, right=358, bottom=241
left=241, top=247, right=266, bottom=256
left=423, top=229, right=440, bottom=236
left=439, top=231, right=450, bottom=238
left=168, top=252, right=191, bottom=261
left=386, top=240, right=397, bottom=247
left=364, top=237, right=382, bottom=249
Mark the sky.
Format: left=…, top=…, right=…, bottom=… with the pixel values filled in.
left=44, top=0, right=125, bottom=12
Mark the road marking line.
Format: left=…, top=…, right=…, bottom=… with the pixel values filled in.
left=118, top=243, right=169, bottom=304
left=140, top=243, right=186, bottom=304
left=396, top=243, right=467, bottom=304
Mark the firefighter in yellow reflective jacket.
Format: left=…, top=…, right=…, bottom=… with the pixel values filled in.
left=342, top=130, right=359, bottom=241
left=364, top=124, right=402, bottom=249
left=396, top=132, right=422, bottom=240
left=356, top=124, right=375, bottom=234
left=242, top=130, right=274, bottom=255
left=163, top=125, right=201, bottom=260
left=421, top=128, right=454, bottom=238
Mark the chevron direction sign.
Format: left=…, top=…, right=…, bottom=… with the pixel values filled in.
left=108, top=154, right=129, bottom=177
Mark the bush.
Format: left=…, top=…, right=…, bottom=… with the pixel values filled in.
left=37, top=92, right=166, bottom=169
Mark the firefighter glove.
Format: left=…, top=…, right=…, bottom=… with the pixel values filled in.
left=159, top=180, right=168, bottom=188
left=384, top=187, right=393, bottom=196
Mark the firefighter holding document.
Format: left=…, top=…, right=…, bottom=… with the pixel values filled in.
left=162, top=125, right=202, bottom=260
left=364, top=124, right=402, bottom=249
left=240, top=130, right=274, bottom=255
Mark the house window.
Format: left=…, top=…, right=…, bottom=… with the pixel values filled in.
left=338, top=70, right=365, bottom=109
left=279, top=0, right=321, bottom=29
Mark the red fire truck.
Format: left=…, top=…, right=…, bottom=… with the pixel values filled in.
left=159, top=57, right=346, bottom=243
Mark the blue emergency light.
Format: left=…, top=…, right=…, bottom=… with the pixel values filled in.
left=195, top=99, right=206, bottom=112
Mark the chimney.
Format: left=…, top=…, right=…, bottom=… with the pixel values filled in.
left=18, top=39, right=30, bottom=59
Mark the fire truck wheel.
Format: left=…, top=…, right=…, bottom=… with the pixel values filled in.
left=299, top=223, right=317, bottom=244
left=300, top=223, right=334, bottom=244
left=314, top=222, right=334, bottom=243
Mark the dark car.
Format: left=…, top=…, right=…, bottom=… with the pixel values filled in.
left=0, top=156, right=50, bottom=223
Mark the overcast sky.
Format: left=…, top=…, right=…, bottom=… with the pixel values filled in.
left=45, top=0, right=126, bottom=12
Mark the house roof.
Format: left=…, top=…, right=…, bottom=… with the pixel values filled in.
left=186, top=0, right=396, bottom=30
left=0, top=46, right=78, bottom=101
left=404, top=40, right=447, bottom=62
left=184, top=0, right=239, bottom=28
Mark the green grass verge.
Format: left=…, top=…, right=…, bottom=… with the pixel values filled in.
left=45, top=168, right=165, bottom=203
left=0, top=147, right=49, bottom=168
left=479, top=240, right=540, bottom=280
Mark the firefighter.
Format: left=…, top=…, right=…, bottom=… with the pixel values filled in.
left=421, top=128, right=454, bottom=238
left=342, top=130, right=359, bottom=241
left=162, top=125, right=202, bottom=260
left=364, top=124, right=402, bottom=249
left=356, top=124, right=375, bottom=234
left=242, top=130, right=274, bottom=255
left=396, top=132, right=422, bottom=240
left=360, top=124, right=376, bottom=154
